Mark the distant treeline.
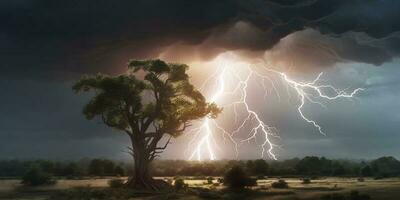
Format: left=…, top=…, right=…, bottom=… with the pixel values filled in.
left=1, top=156, right=399, bottom=178
left=0, top=159, right=129, bottom=178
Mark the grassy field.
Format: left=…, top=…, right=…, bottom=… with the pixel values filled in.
left=1, top=177, right=400, bottom=200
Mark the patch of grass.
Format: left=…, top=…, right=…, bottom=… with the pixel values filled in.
left=48, top=186, right=164, bottom=200
left=320, top=190, right=371, bottom=200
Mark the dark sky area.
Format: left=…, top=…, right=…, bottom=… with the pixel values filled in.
left=1, top=0, right=400, bottom=160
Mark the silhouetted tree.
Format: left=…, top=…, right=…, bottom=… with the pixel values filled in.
left=74, top=59, right=220, bottom=190
left=252, top=159, right=269, bottom=175
left=114, top=166, right=125, bottom=176
left=62, top=163, right=81, bottom=178
left=88, top=159, right=105, bottom=176
left=21, top=164, right=55, bottom=186
left=361, top=165, right=372, bottom=177
left=224, top=165, right=254, bottom=189
left=370, top=156, right=400, bottom=177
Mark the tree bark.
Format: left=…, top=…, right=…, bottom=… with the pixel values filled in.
left=126, top=136, right=168, bottom=191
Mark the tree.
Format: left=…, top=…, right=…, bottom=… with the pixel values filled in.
left=114, top=165, right=125, bottom=176
left=361, top=165, right=372, bottom=177
left=74, top=59, right=220, bottom=190
left=252, top=159, right=269, bottom=175
left=21, top=164, right=55, bottom=186
left=370, top=156, right=400, bottom=177
left=223, top=165, right=254, bottom=190
left=88, top=159, right=104, bottom=176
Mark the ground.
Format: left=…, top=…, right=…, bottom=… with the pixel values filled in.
left=1, top=177, right=400, bottom=200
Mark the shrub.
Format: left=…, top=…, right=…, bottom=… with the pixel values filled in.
left=246, top=178, right=257, bottom=187
left=257, top=175, right=265, bottom=180
left=21, top=165, right=56, bottom=186
left=302, top=178, right=311, bottom=184
left=271, top=179, right=288, bottom=188
left=174, top=178, right=185, bottom=191
left=223, top=165, right=254, bottom=189
left=108, top=178, right=125, bottom=188
left=207, top=176, right=214, bottom=184
left=114, top=166, right=125, bottom=176
left=217, top=178, right=224, bottom=183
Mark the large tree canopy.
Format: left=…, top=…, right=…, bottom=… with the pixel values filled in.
left=73, top=59, right=220, bottom=190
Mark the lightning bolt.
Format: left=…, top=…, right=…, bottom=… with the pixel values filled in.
left=185, top=53, right=363, bottom=161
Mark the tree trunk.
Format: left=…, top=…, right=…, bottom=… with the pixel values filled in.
left=126, top=137, right=168, bottom=191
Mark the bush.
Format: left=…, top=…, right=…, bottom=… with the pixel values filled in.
left=302, top=178, right=311, bottom=184
left=21, top=165, right=56, bottom=186
left=108, top=178, right=125, bottom=188
left=217, top=178, right=224, bottom=183
left=207, top=176, right=214, bottom=184
left=246, top=178, right=257, bottom=187
left=223, top=165, right=254, bottom=189
left=257, top=175, right=265, bottom=180
left=174, top=178, right=185, bottom=191
left=271, top=179, right=288, bottom=188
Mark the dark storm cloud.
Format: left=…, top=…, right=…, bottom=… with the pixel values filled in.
left=2, top=0, right=400, bottom=159
left=2, top=0, right=400, bottom=80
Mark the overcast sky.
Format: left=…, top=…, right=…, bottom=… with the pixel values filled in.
left=1, top=0, right=400, bottom=160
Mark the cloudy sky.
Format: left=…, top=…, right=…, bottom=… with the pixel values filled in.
left=1, top=0, right=400, bottom=160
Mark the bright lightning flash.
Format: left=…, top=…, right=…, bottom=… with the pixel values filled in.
left=186, top=53, right=363, bottom=161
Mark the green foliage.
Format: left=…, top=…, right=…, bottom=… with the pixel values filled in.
left=88, top=159, right=123, bottom=176
left=370, top=156, right=400, bottom=177
left=73, top=59, right=221, bottom=138
left=271, top=179, right=288, bottom=188
left=246, top=159, right=269, bottom=176
left=360, top=165, right=372, bottom=177
left=223, top=165, right=255, bottom=189
left=296, top=156, right=332, bottom=175
left=21, top=164, right=56, bottom=186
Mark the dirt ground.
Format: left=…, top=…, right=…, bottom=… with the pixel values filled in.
left=1, top=177, right=400, bottom=200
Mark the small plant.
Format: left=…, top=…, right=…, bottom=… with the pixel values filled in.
left=357, top=177, right=364, bottom=182
left=271, top=179, right=288, bottom=188
left=217, top=178, right=224, bottom=183
left=174, top=178, right=185, bottom=191
left=108, top=178, right=125, bottom=188
left=302, top=178, right=311, bottom=184
left=21, top=165, right=56, bottom=186
left=207, top=176, right=214, bottom=184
